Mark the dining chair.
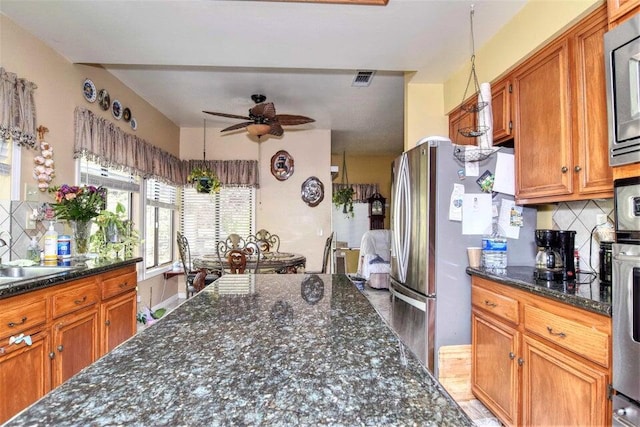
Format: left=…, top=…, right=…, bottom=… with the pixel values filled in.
left=306, top=232, right=333, bottom=274
left=216, top=233, right=261, bottom=275
left=247, top=229, right=280, bottom=253
left=177, top=231, right=218, bottom=297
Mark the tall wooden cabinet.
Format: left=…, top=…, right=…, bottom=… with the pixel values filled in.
left=0, top=264, right=138, bottom=424
left=471, top=276, right=611, bottom=427
left=513, top=6, right=612, bottom=204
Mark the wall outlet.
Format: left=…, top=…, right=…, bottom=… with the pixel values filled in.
left=596, top=214, right=608, bottom=226
left=25, top=213, right=36, bottom=230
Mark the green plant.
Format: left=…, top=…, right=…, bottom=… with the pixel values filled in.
left=90, top=202, right=141, bottom=259
left=49, top=184, right=107, bottom=221
left=187, top=167, right=221, bottom=194
left=333, top=186, right=355, bottom=217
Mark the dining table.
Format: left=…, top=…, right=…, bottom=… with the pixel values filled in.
left=193, top=251, right=306, bottom=274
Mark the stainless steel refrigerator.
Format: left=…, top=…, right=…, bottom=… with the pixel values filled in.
left=389, top=138, right=537, bottom=374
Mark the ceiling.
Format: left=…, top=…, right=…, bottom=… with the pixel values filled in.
left=0, top=0, right=527, bottom=155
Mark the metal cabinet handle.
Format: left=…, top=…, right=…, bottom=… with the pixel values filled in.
left=546, top=326, right=567, bottom=338
left=49, top=352, right=55, bottom=359
left=561, top=166, right=568, bottom=173
left=518, top=357, right=524, bottom=366
left=509, top=352, right=516, bottom=360
left=74, top=296, right=88, bottom=305
left=105, top=320, right=111, bottom=327
left=484, top=300, right=497, bottom=308
left=8, top=316, right=27, bottom=328
left=119, top=281, right=128, bottom=289
left=574, top=165, right=582, bottom=172
left=57, top=345, right=63, bottom=352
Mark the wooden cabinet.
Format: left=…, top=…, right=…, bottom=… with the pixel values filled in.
left=0, top=264, right=138, bottom=423
left=513, top=6, right=612, bottom=204
left=471, top=276, right=611, bottom=427
left=448, top=99, right=477, bottom=146
left=490, top=78, right=513, bottom=144
left=608, top=0, right=640, bottom=26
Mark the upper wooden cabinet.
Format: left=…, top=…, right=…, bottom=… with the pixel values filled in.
left=608, top=0, right=640, bottom=26
left=448, top=99, right=478, bottom=146
left=513, top=5, right=612, bottom=204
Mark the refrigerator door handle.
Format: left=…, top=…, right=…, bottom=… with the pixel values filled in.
left=392, top=153, right=410, bottom=283
left=390, top=283, right=427, bottom=312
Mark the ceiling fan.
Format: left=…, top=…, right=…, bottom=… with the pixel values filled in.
left=203, top=94, right=315, bottom=138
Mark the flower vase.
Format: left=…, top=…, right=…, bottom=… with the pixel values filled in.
left=71, top=220, right=92, bottom=259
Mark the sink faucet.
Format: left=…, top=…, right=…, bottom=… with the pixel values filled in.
left=0, top=230, right=11, bottom=266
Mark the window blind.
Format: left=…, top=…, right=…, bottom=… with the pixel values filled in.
left=181, top=187, right=255, bottom=258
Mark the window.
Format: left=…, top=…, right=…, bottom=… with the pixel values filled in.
left=181, top=187, right=255, bottom=258
left=332, top=202, right=369, bottom=247
left=145, top=179, right=178, bottom=269
left=79, top=158, right=139, bottom=216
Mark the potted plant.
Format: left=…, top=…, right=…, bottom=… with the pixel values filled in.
left=187, top=167, right=221, bottom=194
left=333, top=186, right=355, bottom=217
left=90, top=202, right=141, bottom=259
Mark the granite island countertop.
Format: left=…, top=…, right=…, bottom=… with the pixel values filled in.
left=5, top=274, right=473, bottom=427
left=466, top=266, right=611, bottom=316
left=0, top=257, right=143, bottom=300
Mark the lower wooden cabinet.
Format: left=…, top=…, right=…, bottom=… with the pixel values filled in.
left=0, top=264, right=137, bottom=424
left=471, top=276, right=611, bottom=427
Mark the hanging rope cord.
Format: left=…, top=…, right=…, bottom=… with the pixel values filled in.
left=461, top=5, right=485, bottom=108
left=341, top=151, right=349, bottom=186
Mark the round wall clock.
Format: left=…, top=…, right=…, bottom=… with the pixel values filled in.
left=270, top=150, right=294, bottom=181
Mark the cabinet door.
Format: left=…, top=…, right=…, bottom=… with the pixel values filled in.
left=0, top=329, right=50, bottom=424
left=514, top=39, right=573, bottom=203
left=572, top=8, right=613, bottom=199
left=608, top=0, right=640, bottom=25
left=491, top=78, right=513, bottom=144
left=521, top=335, right=608, bottom=426
left=101, top=291, right=136, bottom=356
left=448, top=100, right=477, bottom=146
left=51, top=309, right=99, bottom=387
left=471, top=310, right=519, bottom=427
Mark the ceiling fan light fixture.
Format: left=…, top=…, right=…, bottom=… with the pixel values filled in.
left=246, top=123, right=272, bottom=137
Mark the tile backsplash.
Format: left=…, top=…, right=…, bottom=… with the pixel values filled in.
left=551, top=198, right=614, bottom=273
left=0, top=200, right=53, bottom=263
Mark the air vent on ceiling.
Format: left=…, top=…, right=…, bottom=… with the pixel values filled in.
left=352, top=70, right=376, bottom=87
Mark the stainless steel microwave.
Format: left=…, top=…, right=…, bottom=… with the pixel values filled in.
left=605, top=14, right=640, bottom=166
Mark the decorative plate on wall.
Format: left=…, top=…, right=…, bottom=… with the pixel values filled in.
left=122, top=107, right=132, bottom=122
left=112, top=100, right=123, bottom=120
left=82, top=79, right=96, bottom=103
left=98, top=89, right=110, bottom=111
left=130, top=117, right=138, bottom=130
left=301, top=176, right=324, bottom=207
left=270, top=150, right=294, bottom=181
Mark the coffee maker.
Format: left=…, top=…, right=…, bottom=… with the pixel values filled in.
left=534, top=229, right=576, bottom=282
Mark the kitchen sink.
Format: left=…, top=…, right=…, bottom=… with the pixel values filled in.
left=0, top=265, right=79, bottom=281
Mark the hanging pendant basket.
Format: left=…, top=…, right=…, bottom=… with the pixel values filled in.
left=458, top=125, right=490, bottom=138
left=453, top=145, right=501, bottom=163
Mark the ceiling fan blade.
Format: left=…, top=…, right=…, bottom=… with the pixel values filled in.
left=268, top=122, right=284, bottom=137
left=203, top=110, right=251, bottom=120
left=275, top=114, right=315, bottom=126
left=250, top=102, right=276, bottom=119
left=221, top=122, right=254, bottom=132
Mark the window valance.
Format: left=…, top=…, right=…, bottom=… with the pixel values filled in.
left=0, top=67, right=37, bottom=149
left=73, top=107, right=258, bottom=187
left=332, top=183, right=380, bottom=203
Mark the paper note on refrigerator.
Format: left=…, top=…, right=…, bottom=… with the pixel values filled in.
left=449, top=183, right=465, bottom=221
left=498, top=199, right=523, bottom=239
left=493, top=152, right=515, bottom=195
left=462, top=193, right=492, bottom=235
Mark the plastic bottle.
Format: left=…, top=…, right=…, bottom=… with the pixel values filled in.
left=43, top=222, right=58, bottom=263
left=26, top=237, right=41, bottom=264
left=482, top=224, right=507, bottom=272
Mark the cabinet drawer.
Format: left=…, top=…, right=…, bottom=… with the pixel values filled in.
left=0, top=298, right=47, bottom=340
left=101, top=272, right=137, bottom=300
left=52, top=279, right=99, bottom=319
left=472, top=285, right=519, bottom=325
left=523, top=305, right=609, bottom=367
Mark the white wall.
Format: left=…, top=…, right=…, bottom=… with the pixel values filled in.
left=180, top=126, right=332, bottom=272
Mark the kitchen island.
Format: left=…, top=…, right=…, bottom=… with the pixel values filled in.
left=5, top=274, right=473, bottom=426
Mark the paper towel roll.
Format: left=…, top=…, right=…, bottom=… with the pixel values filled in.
left=477, top=82, right=493, bottom=149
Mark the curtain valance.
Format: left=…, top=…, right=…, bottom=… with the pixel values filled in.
left=0, top=67, right=37, bottom=149
left=74, top=107, right=258, bottom=187
left=332, top=183, right=380, bottom=203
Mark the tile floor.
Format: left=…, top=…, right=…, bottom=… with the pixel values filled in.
left=140, top=280, right=501, bottom=425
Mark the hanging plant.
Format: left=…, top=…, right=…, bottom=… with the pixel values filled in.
left=333, top=186, right=354, bottom=217
left=187, top=167, right=221, bottom=194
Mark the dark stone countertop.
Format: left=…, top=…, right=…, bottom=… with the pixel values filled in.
left=466, top=266, right=611, bottom=317
left=0, top=257, right=143, bottom=300
left=5, top=274, right=473, bottom=427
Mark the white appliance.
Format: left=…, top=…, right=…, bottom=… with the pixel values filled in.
left=389, top=139, right=537, bottom=374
